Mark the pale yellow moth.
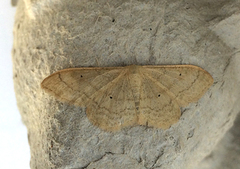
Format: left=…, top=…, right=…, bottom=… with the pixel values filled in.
left=41, top=65, right=213, bottom=131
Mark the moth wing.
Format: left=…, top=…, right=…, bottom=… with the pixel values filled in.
left=142, top=65, right=213, bottom=107
left=86, top=74, right=138, bottom=131
left=138, top=74, right=180, bottom=129
left=41, top=67, right=125, bottom=106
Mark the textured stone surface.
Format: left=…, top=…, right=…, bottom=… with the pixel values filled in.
left=196, top=113, right=240, bottom=169
left=12, top=0, right=240, bottom=169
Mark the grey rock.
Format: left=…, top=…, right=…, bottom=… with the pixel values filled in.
left=12, top=0, right=240, bottom=168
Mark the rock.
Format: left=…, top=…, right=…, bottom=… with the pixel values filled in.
left=12, top=0, right=240, bottom=168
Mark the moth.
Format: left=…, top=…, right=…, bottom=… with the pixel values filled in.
left=41, top=65, right=213, bottom=131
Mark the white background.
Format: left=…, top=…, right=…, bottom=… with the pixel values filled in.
left=0, top=1, right=30, bottom=168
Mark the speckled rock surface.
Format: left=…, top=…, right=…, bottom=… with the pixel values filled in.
left=12, top=0, right=240, bottom=169
left=196, top=113, right=240, bottom=169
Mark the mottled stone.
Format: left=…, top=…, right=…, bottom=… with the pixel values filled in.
left=12, top=0, right=240, bottom=168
